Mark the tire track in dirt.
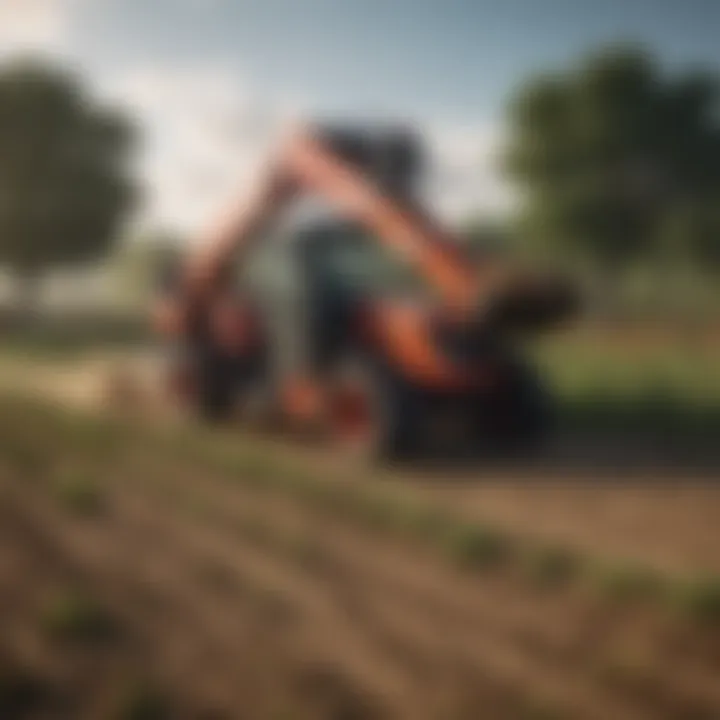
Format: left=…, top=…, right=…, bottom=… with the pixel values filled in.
left=4, top=434, right=720, bottom=720
left=1, top=480, right=391, bottom=719
left=140, top=456, right=720, bottom=720
left=0, top=494, right=198, bottom=720
left=2, top=470, right=601, bottom=719
left=3, top=372, right=720, bottom=718
left=101, top=486, right=616, bottom=720
left=112, top=455, right=720, bottom=720
left=398, top=474, right=720, bottom=577
left=4, top=355, right=720, bottom=577
left=3, top=476, right=428, bottom=718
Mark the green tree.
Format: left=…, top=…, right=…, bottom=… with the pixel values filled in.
left=0, top=59, right=136, bottom=303
left=505, top=45, right=720, bottom=279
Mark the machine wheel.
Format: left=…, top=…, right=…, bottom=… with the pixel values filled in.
left=491, top=358, right=553, bottom=455
left=327, top=355, right=419, bottom=463
left=193, top=348, right=243, bottom=423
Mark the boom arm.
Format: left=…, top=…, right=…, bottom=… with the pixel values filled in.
left=284, top=130, right=481, bottom=311
left=181, top=126, right=486, bottom=315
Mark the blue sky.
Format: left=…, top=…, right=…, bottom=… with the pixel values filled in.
left=74, top=0, right=720, bottom=120
left=1, top=0, right=719, bottom=230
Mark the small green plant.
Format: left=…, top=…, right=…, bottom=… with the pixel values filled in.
left=594, top=563, right=665, bottom=603
left=74, top=421, right=122, bottom=459
left=385, top=500, right=448, bottom=541
left=675, top=576, right=720, bottom=624
left=400, top=505, right=453, bottom=541
left=442, top=523, right=513, bottom=571
left=235, top=451, right=277, bottom=481
left=4, top=439, right=46, bottom=477
left=114, top=679, right=169, bottom=720
left=524, top=546, right=581, bottom=589
left=40, top=589, right=116, bottom=643
left=53, top=471, right=103, bottom=515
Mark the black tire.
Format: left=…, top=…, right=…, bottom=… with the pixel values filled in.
left=493, top=357, right=553, bottom=455
left=195, top=352, right=236, bottom=422
left=328, top=355, right=420, bottom=463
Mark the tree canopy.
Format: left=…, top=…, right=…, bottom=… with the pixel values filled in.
left=505, top=45, right=720, bottom=273
left=0, top=59, right=136, bottom=282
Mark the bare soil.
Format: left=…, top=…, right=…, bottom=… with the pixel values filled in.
left=3, top=351, right=720, bottom=578
left=2, top=351, right=720, bottom=718
left=1, top=393, right=720, bottom=719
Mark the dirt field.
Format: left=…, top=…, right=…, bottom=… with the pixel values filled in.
left=1, top=352, right=720, bottom=719
left=1, top=390, right=720, bottom=719
left=4, top=350, right=718, bottom=579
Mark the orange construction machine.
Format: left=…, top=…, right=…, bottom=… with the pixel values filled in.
left=153, top=123, right=575, bottom=459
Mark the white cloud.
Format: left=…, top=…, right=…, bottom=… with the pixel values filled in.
left=0, top=0, right=79, bottom=56
left=106, top=63, right=294, bottom=237
left=105, top=62, right=512, bottom=239
left=425, top=122, right=515, bottom=224
left=0, top=1, right=512, bottom=240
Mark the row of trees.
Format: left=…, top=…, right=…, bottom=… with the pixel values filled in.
left=0, top=47, right=717, bottom=311
left=503, top=45, right=720, bottom=283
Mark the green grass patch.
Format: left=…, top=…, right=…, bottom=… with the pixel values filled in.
left=40, top=589, right=117, bottom=643
left=113, top=679, right=170, bottom=720
left=0, top=313, right=150, bottom=361
left=533, top=327, right=720, bottom=437
left=352, top=491, right=405, bottom=531
left=523, top=545, right=582, bottom=589
left=593, top=563, right=667, bottom=603
left=441, top=523, right=514, bottom=571
left=2, top=441, right=47, bottom=477
left=403, top=504, right=453, bottom=538
left=673, top=576, right=720, bottom=624
left=52, top=470, right=104, bottom=516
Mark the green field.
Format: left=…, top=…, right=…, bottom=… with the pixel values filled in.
left=532, top=322, right=720, bottom=436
